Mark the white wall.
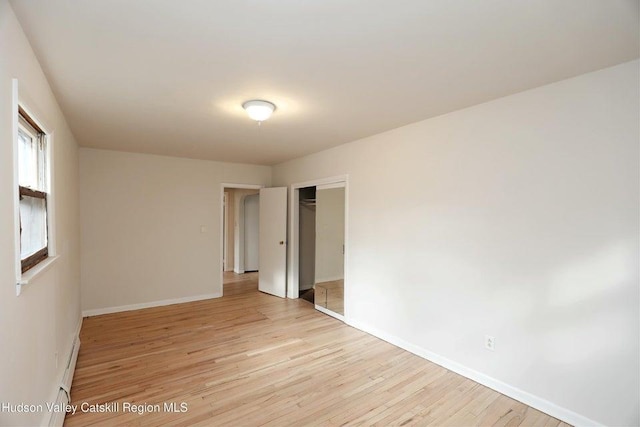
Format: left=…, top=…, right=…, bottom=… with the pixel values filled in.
left=273, top=61, right=640, bottom=426
left=80, top=148, right=270, bottom=313
left=315, top=187, right=345, bottom=283
left=0, top=1, right=81, bottom=425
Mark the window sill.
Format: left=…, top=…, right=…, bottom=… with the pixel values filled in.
left=16, top=255, right=59, bottom=296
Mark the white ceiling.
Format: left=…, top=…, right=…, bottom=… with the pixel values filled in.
left=10, top=0, right=639, bottom=165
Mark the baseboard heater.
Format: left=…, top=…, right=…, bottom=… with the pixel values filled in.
left=48, top=334, right=80, bottom=427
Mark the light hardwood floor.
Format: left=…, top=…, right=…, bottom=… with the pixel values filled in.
left=66, top=274, right=568, bottom=426
left=223, top=271, right=259, bottom=296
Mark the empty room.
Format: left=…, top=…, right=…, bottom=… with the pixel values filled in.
left=1, top=1, right=638, bottom=426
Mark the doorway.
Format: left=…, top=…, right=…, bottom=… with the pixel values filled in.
left=290, top=177, right=347, bottom=321
left=221, top=184, right=261, bottom=295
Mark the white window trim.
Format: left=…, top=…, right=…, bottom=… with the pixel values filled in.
left=12, top=79, right=57, bottom=296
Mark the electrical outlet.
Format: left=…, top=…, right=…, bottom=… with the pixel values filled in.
left=485, top=335, right=495, bottom=351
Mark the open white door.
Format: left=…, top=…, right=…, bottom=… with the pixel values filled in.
left=259, top=187, right=287, bottom=298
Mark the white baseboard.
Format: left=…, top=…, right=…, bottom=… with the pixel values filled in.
left=346, top=319, right=601, bottom=427
left=82, top=293, right=222, bottom=317
left=45, top=317, right=82, bottom=427
left=54, top=318, right=81, bottom=385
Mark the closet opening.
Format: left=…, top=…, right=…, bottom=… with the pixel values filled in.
left=294, top=181, right=346, bottom=319
left=298, top=186, right=316, bottom=305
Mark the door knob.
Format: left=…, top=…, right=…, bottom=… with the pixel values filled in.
left=279, top=241, right=285, bottom=245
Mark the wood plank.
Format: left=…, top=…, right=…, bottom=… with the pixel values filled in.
left=65, top=274, right=567, bottom=426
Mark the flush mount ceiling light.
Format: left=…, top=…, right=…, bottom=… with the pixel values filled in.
left=242, top=100, right=276, bottom=122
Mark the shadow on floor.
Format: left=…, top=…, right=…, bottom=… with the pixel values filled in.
left=299, top=288, right=314, bottom=305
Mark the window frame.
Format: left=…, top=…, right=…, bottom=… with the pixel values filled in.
left=17, top=106, right=50, bottom=274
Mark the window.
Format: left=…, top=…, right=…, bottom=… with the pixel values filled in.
left=17, top=107, right=49, bottom=273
